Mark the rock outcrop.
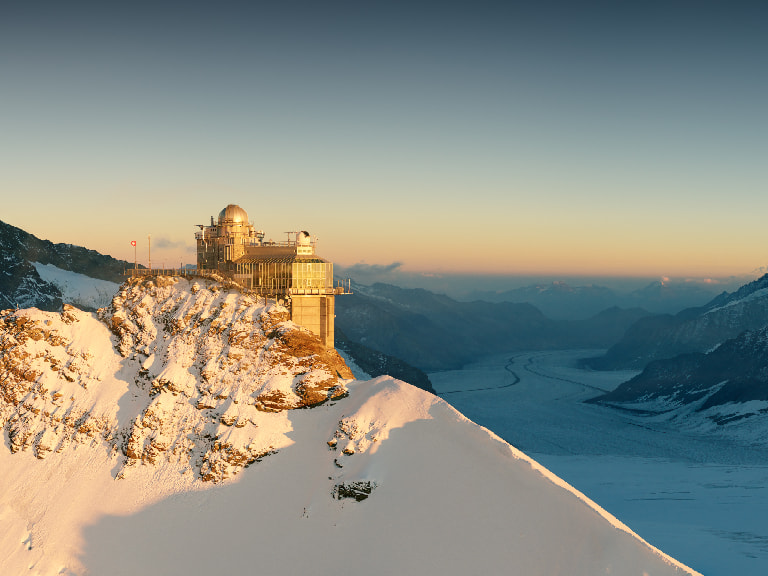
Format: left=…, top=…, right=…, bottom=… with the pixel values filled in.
left=0, top=276, right=353, bottom=482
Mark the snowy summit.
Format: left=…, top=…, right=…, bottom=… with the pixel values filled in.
left=0, top=276, right=698, bottom=575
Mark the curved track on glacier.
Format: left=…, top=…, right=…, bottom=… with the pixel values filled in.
left=436, top=356, right=520, bottom=395
left=431, top=350, right=768, bottom=463
left=437, top=352, right=608, bottom=397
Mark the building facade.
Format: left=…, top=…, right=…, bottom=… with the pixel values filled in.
left=195, top=204, right=345, bottom=348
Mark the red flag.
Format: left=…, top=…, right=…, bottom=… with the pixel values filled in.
left=131, top=240, right=137, bottom=247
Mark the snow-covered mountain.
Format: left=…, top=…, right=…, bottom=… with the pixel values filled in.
left=587, top=273, right=768, bottom=370
left=589, top=325, right=768, bottom=441
left=584, top=275, right=768, bottom=439
left=0, top=276, right=698, bottom=575
left=0, top=219, right=127, bottom=311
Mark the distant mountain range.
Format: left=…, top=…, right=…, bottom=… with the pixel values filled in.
left=585, top=274, right=768, bottom=437
left=464, top=279, right=722, bottom=320
left=585, top=274, right=768, bottom=370
left=336, top=282, right=651, bottom=371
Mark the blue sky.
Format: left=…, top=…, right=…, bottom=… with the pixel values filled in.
left=2, top=1, right=767, bottom=278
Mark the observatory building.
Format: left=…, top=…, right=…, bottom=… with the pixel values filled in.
left=195, top=204, right=345, bottom=348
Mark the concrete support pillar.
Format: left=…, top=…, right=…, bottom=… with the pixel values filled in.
left=291, top=295, right=335, bottom=348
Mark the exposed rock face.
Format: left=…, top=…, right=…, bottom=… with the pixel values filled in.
left=333, top=481, right=377, bottom=501
left=0, top=276, right=353, bottom=482
left=587, top=273, right=768, bottom=370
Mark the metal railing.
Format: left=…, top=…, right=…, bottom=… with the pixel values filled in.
left=123, top=268, right=352, bottom=295
left=124, top=268, right=194, bottom=277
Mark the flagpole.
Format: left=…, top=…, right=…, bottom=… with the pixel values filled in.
left=148, top=234, right=152, bottom=272
left=131, top=240, right=137, bottom=273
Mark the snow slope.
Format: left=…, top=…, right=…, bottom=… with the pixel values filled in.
left=0, top=277, right=698, bottom=575
left=32, top=262, right=120, bottom=310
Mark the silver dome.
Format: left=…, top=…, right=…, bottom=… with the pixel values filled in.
left=218, top=204, right=249, bottom=225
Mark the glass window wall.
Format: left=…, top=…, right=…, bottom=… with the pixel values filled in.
left=292, top=262, right=332, bottom=289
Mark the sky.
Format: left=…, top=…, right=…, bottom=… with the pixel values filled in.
left=2, top=0, right=767, bottom=282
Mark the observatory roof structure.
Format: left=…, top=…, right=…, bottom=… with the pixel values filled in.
left=218, top=204, right=249, bottom=224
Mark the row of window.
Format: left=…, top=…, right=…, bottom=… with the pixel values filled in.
left=231, top=262, right=333, bottom=289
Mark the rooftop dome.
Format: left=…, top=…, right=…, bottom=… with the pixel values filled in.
left=218, top=204, right=249, bottom=225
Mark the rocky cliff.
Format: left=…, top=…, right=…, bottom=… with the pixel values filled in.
left=1, top=276, right=352, bottom=483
